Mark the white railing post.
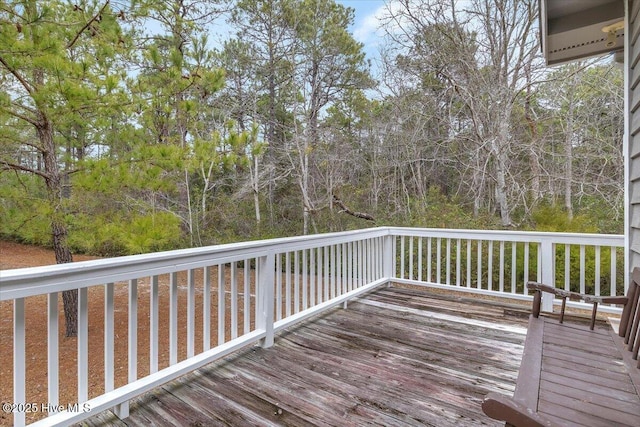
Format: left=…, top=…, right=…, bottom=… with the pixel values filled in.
left=14, top=297, right=25, bottom=427
left=105, top=283, right=115, bottom=391
left=540, top=237, right=555, bottom=313
left=258, top=252, right=275, bottom=348
left=149, top=276, right=159, bottom=373
left=169, top=272, right=178, bottom=365
left=78, top=287, right=89, bottom=403
left=48, top=292, right=59, bottom=414
left=383, top=234, right=394, bottom=285
left=187, top=270, right=195, bottom=357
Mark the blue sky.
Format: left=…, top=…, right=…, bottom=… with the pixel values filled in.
left=337, top=0, right=388, bottom=60
left=200, top=0, right=390, bottom=71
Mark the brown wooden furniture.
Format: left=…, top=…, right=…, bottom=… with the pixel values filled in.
left=482, top=267, right=640, bottom=427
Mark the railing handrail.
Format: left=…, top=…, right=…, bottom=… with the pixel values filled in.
left=0, top=227, right=389, bottom=300
left=387, top=226, right=624, bottom=245
left=1, top=227, right=624, bottom=300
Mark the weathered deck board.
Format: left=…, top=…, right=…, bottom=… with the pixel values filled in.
left=81, top=286, right=530, bottom=426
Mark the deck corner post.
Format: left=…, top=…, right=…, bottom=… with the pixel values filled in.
left=258, top=251, right=275, bottom=348
left=114, top=401, right=129, bottom=420
left=540, top=238, right=555, bottom=313
left=383, top=234, right=394, bottom=286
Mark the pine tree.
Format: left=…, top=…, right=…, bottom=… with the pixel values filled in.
left=0, top=0, right=130, bottom=336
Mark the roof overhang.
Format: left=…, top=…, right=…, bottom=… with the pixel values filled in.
left=540, top=0, right=625, bottom=66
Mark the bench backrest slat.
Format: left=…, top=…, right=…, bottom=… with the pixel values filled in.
left=621, top=269, right=640, bottom=367
left=626, top=286, right=639, bottom=350
left=620, top=279, right=638, bottom=337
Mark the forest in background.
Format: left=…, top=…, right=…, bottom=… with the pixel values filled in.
left=0, top=0, right=624, bottom=258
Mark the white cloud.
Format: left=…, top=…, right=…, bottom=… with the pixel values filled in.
left=351, top=0, right=413, bottom=48
left=353, top=3, right=387, bottom=46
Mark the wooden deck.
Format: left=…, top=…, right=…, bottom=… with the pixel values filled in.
left=84, top=286, right=530, bottom=426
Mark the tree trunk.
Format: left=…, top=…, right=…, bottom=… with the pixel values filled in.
left=494, top=110, right=513, bottom=227
left=253, top=155, right=261, bottom=225
left=564, top=103, right=575, bottom=219
left=39, top=119, right=77, bottom=337
left=302, top=147, right=310, bottom=235
left=525, top=79, right=541, bottom=202
left=472, top=149, right=483, bottom=217
left=52, top=219, right=78, bottom=337
left=301, top=58, right=321, bottom=236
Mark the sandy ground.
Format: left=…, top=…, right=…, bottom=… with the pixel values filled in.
left=0, top=241, right=253, bottom=426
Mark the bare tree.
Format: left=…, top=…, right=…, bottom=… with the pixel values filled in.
left=288, top=0, right=371, bottom=234
left=382, top=0, right=540, bottom=226
left=538, top=63, right=624, bottom=222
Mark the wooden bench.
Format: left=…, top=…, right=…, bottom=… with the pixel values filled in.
left=482, top=267, right=640, bottom=427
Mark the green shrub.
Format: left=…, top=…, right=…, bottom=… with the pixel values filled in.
left=529, top=203, right=622, bottom=295
left=68, top=211, right=183, bottom=256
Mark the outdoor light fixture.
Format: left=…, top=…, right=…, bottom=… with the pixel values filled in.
left=602, top=20, right=624, bottom=48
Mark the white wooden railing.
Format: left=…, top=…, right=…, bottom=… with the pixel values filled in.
left=0, top=227, right=625, bottom=426
left=389, top=228, right=625, bottom=313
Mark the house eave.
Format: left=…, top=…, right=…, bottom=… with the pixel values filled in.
left=540, top=0, right=625, bottom=66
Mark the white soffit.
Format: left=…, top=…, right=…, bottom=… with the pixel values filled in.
left=540, top=0, right=625, bottom=66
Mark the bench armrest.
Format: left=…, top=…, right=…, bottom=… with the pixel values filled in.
left=527, top=282, right=628, bottom=330
left=482, top=393, right=557, bottom=427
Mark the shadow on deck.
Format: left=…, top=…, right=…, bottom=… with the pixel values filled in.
left=84, top=286, right=530, bottom=426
